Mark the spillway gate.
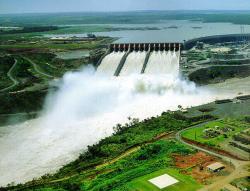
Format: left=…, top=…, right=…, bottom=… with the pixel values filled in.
left=110, top=43, right=183, bottom=52
left=97, top=43, right=183, bottom=76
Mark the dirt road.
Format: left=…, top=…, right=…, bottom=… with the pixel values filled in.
left=176, top=122, right=250, bottom=191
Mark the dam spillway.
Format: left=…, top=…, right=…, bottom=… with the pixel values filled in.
left=97, top=43, right=182, bottom=76
left=120, top=51, right=147, bottom=76
left=110, top=43, right=182, bottom=52
left=96, top=51, right=125, bottom=76
left=145, top=51, right=180, bottom=76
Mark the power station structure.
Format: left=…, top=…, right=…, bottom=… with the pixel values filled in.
left=96, top=43, right=183, bottom=76
left=96, top=33, right=250, bottom=76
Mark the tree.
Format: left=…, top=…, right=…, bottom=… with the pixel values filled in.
left=178, top=105, right=183, bottom=110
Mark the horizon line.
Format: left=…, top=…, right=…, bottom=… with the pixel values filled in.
left=1, top=9, right=250, bottom=15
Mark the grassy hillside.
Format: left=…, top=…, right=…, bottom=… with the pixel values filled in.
left=0, top=34, right=113, bottom=124
left=0, top=55, right=86, bottom=116
left=0, top=56, right=15, bottom=89
left=189, top=65, right=250, bottom=85
left=4, top=112, right=215, bottom=191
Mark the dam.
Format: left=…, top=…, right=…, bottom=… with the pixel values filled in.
left=96, top=43, right=182, bottom=76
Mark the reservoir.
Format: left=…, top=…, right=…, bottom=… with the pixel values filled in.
left=45, top=20, right=250, bottom=43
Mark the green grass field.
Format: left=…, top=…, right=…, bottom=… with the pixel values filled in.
left=44, top=25, right=113, bottom=35
left=0, top=56, right=15, bottom=89
left=0, top=25, right=109, bottom=41
left=126, top=168, right=202, bottom=191
left=0, top=51, right=90, bottom=116
left=0, top=41, right=100, bottom=50
left=181, top=118, right=248, bottom=147
left=0, top=33, right=114, bottom=125
left=6, top=114, right=211, bottom=191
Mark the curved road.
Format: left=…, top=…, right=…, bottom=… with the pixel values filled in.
left=0, top=57, right=54, bottom=93
left=176, top=121, right=250, bottom=191
left=22, top=56, right=54, bottom=78
left=0, top=59, right=19, bottom=92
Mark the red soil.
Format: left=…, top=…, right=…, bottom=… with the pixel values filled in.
left=173, top=152, right=218, bottom=184
left=174, top=152, right=215, bottom=169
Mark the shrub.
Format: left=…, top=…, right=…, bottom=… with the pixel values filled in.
left=136, top=144, right=162, bottom=161
left=244, top=116, right=250, bottom=123
left=62, top=183, right=81, bottom=191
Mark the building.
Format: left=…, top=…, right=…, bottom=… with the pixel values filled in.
left=210, top=47, right=232, bottom=53
left=149, top=174, right=179, bottom=189
left=207, top=162, right=225, bottom=172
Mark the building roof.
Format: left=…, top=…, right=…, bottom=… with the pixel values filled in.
left=207, top=162, right=225, bottom=171
left=149, top=174, right=179, bottom=189
left=211, top=47, right=231, bottom=53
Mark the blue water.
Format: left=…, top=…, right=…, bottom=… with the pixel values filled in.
left=45, top=20, right=250, bottom=43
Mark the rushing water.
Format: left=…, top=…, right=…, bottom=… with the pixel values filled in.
left=145, top=51, right=179, bottom=76
left=1, top=61, right=249, bottom=186
left=96, top=51, right=125, bottom=75
left=1, top=19, right=250, bottom=186
left=120, top=51, right=147, bottom=76
left=98, top=50, right=180, bottom=76
left=0, top=64, right=220, bottom=186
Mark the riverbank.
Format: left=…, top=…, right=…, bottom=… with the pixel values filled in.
left=2, top=93, right=249, bottom=190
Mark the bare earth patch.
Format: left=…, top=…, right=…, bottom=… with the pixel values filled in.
left=173, top=152, right=233, bottom=184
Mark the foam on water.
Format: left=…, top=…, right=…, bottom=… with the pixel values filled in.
left=0, top=64, right=218, bottom=186
left=120, top=51, right=147, bottom=76
left=96, top=51, right=125, bottom=76
left=145, top=51, right=179, bottom=76
left=1, top=42, right=241, bottom=187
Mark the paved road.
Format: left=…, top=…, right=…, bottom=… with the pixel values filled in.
left=22, top=56, right=54, bottom=78
left=0, top=59, right=19, bottom=92
left=176, top=121, right=250, bottom=191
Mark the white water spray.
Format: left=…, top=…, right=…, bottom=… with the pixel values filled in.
left=145, top=51, right=179, bottom=76
left=0, top=51, right=223, bottom=186
left=120, top=51, right=147, bottom=76
left=96, top=51, right=125, bottom=76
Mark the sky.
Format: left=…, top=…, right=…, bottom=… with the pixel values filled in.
left=1, top=0, right=250, bottom=14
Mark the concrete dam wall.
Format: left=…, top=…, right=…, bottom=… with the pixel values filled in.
left=96, top=43, right=182, bottom=76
